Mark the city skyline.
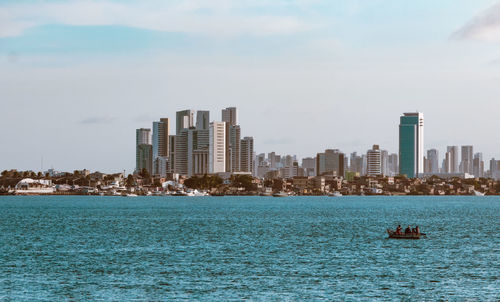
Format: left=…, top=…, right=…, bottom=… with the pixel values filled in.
left=131, top=107, right=498, bottom=180
left=2, top=1, right=500, bottom=172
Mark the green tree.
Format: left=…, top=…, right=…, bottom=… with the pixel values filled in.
left=126, top=174, right=135, bottom=188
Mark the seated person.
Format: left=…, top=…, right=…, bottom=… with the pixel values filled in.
left=405, top=226, right=411, bottom=234
left=396, top=225, right=402, bottom=235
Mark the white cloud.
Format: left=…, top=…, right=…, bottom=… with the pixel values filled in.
left=0, top=0, right=315, bottom=38
left=453, top=2, right=500, bottom=42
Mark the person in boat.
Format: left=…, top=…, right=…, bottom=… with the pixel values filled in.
left=395, top=225, right=402, bottom=235
left=404, top=225, right=412, bottom=234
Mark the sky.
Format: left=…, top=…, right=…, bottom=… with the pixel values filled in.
left=1, top=0, right=500, bottom=174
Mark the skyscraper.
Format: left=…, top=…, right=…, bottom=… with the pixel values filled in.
left=302, top=157, right=316, bottom=176
left=136, top=128, right=152, bottom=174
left=240, top=137, right=254, bottom=175
left=367, top=145, right=382, bottom=176
left=447, top=146, right=459, bottom=173
left=399, top=112, right=424, bottom=178
left=427, top=149, right=439, bottom=174
left=222, top=107, right=237, bottom=126
left=461, top=145, right=473, bottom=174
left=388, top=153, right=398, bottom=176
left=196, top=111, right=210, bottom=130
left=473, top=153, right=484, bottom=178
left=209, top=121, right=226, bottom=173
left=175, top=110, right=195, bottom=134
left=226, top=125, right=241, bottom=172
left=152, top=118, right=170, bottom=175
left=316, top=149, right=344, bottom=177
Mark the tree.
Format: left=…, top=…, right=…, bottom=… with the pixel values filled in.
left=139, top=168, right=150, bottom=179
left=126, top=174, right=135, bottom=188
left=232, top=175, right=254, bottom=191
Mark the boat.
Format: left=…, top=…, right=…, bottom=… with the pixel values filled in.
left=328, top=191, right=342, bottom=197
left=210, top=192, right=225, bottom=196
left=272, top=192, right=288, bottom=197
left=473, top=190, right=485, bottom=196
left=387, top=229, right=426, bottom=239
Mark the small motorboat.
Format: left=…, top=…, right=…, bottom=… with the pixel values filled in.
left=387, top=229, right=426, bottom=239
left=328, top=191, right=342, bottom=197
left=272, top=192, right=288, bottom=197
left=473, top=190, right=485, bottom=196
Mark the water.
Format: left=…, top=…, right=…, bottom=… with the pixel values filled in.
left=0, top=196, right=498, bottom=301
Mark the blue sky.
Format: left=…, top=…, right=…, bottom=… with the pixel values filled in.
left=1, top=0, right=500, bottom=173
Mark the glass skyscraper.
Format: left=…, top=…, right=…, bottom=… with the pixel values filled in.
left=399, top=112, right=424, bottom=178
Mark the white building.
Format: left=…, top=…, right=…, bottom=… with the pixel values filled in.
left=209, top=121, right=226, bottom=173
left=367, top=145, right=382, bottom=176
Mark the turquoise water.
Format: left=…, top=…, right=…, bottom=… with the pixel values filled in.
left=0, top=196, right=499, bottom=301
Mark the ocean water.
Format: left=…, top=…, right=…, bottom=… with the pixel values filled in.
left=0, top=196, right=498, bottom=301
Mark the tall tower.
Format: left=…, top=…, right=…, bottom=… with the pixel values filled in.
left=222, top=107, right=237, bottom=126
left=427, top=149, right=439, bottom=174
left=399, top=112, right=424, bottom=178
left=136, top=128, right=152, bottom=174
left=446, top=146, right=459, bottom=173
left=196, top=111, right=210, bottom=130
left=240, top=137, right=254, bottom=175
left=367, top=145, right=382, bottom=176
left=152, top=118, right=170, bottom=159
left=176, top=110, right=195, bottom=135
left=209, top=121, right=226, bottom=173
left=461, top=145, right=473, bottom=174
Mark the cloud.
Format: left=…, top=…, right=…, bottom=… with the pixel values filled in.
left=0, top=0, right=314, bottom=38
left=453, top=2, right=500, bottom=42
left=79, top=116, right=115, bottom=124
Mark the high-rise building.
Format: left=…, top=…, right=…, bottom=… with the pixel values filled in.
left=136, top=144, right=153, bottom=175
left=136, top=128, right=151, bottom=145
left=446, top=146, right=459, bottom=173
left=349, top=152, right=363, bottom=174
left=152, top=118, right=170, bottom=175
left=174, top=129, right=189, bottom=176
left=460, top=145, right=473, bottom=174
left=222, top=107, right=238, bottom=126
left=302, top=157, right=316, bottom=176
left=489, top=158, right=498, bottom=180
left=209, top=121, right=226, bottom=173
left=427, top=149, right=439, bottom=174
left=473, top=153, right=484, bottom=178
left=136, top=128, right=152, bottom=173
left=381, top=149, right=389, bottom=176
left=225, top=125, right=241, bottom=172
left=196, top=111, right=210, bottom=130
left=240, top=137, right=254, bottom=175
left=316, top=149, right=344, bottom=177
left=176, top=110, right=195, bottom=134
left=388, top=153, right=398, bottom=176
left=367, top=145, right=382, bottom=176
left=268, top=152, right=278, bottom=169
left=399, top=112, right=424, bottom=178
